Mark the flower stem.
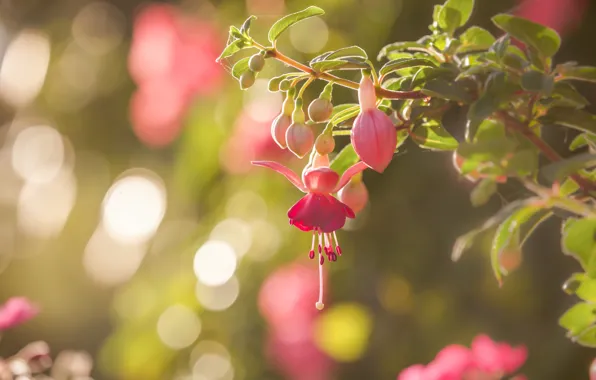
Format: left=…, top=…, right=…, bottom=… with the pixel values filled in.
left=251, top=40, right=425, bottom=100
left=498, top=111, right=596, bottom=193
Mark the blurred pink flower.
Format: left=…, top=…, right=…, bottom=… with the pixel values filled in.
left=398, top=335, right=527, bottom=380
left=221, top=111, right=292, bottom=174
left=266, top=332, right=333, bottom=380
left=128, top=4, right=224, bottom=147
left=0, top=297, right=38, bottom=330
left=514, top=0, right=587, bottom=35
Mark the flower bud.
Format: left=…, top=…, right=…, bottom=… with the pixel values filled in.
left=271, top=113, right=292, bottom=148
left=248, top=54, right=265, bottom=72
left=286, top=123, right=314, bottom=158
left=499, top=249, right=522, bottom=273
left=351, top=74, right=397, bottom=173
left=338, top=178, right=368, bottom=214
left=308, top=98, right=333, bottom=122
left=240, top=71, right=256, bottom=90
left=315, top=133, right=335, bottom=155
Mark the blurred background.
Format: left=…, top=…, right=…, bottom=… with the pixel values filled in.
left=0, top=0, right=593, bottom=379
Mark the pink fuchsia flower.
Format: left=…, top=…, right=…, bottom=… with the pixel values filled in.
left=252, top=157, right=368, bottom=308
left=0, top=297, right=38, bottom=330
left=471, top=334, right=527, bottom=375
left=351, top=74, right=398, bottom=173
left=337, top=176, right=369, bottom=214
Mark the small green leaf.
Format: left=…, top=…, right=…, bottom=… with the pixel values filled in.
left=492, top=14, right=561, bottom=58
left=561, top=217, right=596, bottom=276
left=231, top=57, right=251, bottom=79
left=330, top=103, right=358, bottom=118
left=576, top=278, right=596, bottom=303
left=570, top=134, right=596, bottom=152
left=558, top=66, right=596, bottom=84
left=474, top=119, right=507, bottom=142
left=311, top=57, right=369, bottom=72
left=506, top=149, right=539, bottom=176
left=502, top=53, right=528, bottom=71
left=577, top=326, right=596, bottom=347
left=421, top=78, right=473, bottom=103
left=379, top=58, right=437, bottom=77
left=382, top=77, right=411, bottom=91
left=330, top=144, right=359, bottom=176
left=551, top=82, right=589, bottom=108
left=441, top=0, right=475, bottom=28
left=411, top=120, right=458, bottom=150
left=489, top=35, right=510, bottom=61
left=240, top=15, right=257, bottom=35
left=490, top=204, right=544, bottom=283
left=521, top=70, right=554, bottom=95
left=438, top=6, right=461, bottom=35
left=452, top=199, right=528, bottom=261
left=540, top=153, right=596, bottom=181
left=538, top=107, right=596, bottom=136
left=217, top=40, right=247, bottom=61
left=268, top=6, right=325, bottom=43
left=330, top=105, right=360, bottom=126
left=310, top=46, right=368, bottom=63
left=377, top=42, right=428, bottom=61
left=470, top=178, right=497, bottom=207
left=458, top=26, right=495, bottom=53
left=559, top=302, right=596, bottom=337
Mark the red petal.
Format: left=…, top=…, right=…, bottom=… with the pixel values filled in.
left=251, top=161, right=307, bottom=192
left=302, top=167, right=339, bottom=193
left=288, top=193, right=354, bottom=233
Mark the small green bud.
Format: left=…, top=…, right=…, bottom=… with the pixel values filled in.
left=308, top=98, right=333, bottom=122
left=248, top=54, right=265, bottom=72
left=240, top=71, right=256, bottom=90
left=292, top=98, right=305, bottom=124
left=315, top=133, right=335, bottom=155
left=279, top=80, right=291, bottom=92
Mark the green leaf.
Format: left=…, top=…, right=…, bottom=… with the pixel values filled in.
left=458, top=26, right=495, bottom=53
left=489, top=35, right=510, bottom=61
left=551, top=82, right=589, bottom=108
left=217, top=40, right=247, bottom=61
left=310, top=46, right=368, bottom=63
left=538, top=107, right=596, bottom=136
left=452, top=200, right=528, bottom=261
left=268, top=6, right=325, bottom=43
left=576, top=278, right=596, bottom=303
left=330, top=105, right=360, bottom=126
left=557, top=66, right=596, bottom=84
left=492, top=14, right=561, bottom=58
left=470, top=178, right=497, bottom=207
left=561, top=217, right=596, bottom=276
left=377, top=42, right=428, bottom=61
left=240, top=15, right=257, bottom=35
left=577, top=325, right=596, bottom=347
left=330, top=144, right=358, bottom=176
left=521, top=70, right=554, bottom=95
left=422, top=78, right=473, bottom=103
left=570, top=134, right=596, bottom=152
left=330, top=103, right=358, bottom=118
left=231, top=57, right=250, bottom=79
left=474, top=119, right=506, bottom=142
left=411, top=120, right=458, bottom=150
left=379, top=58, right=437, bottom=77
left=540, top=153, right=596, bottom=181
left=506, top=149, right=539, bottom=176
left=311, top=57, right=369, bottom=72
left=490, top=204, right=544, bottom=283
left=559, top=302, right=596, bottom=337
left=439, top=0, right=475, bottom=32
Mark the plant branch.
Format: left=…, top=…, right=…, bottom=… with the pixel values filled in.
left=497, top=111, right=596, bottom=193
left=251, top=40, right=425, bottom=100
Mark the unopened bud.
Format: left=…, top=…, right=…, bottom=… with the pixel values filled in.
left=271, top=114, right=292, bottom=149
left=248, top=54, right=265, bottom=72
left=240, top=71, right=256, bottom=89
left=308, top=98, right=333, bottom=122
left=315, top=133, right=335, bottom=155
left=499, top=249, right=522, bottom=273
left=338, top=178, right=368, bottom=214
left=286, top=123, right=314, bottom=158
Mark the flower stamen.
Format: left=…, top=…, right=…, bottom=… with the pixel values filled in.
left=309, top=231, right=316, bottom=259
left=333, top=231, right=342, bottom=256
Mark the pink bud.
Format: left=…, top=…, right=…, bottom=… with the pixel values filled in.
left=0, top=297, right=38, bottom=330
left=338, top=180, right=368, bottom=214
left=351, top=75, right=397, bottom=173
left=590, top=358, right=596, bottom=380
left=271, top=114, right=292, bottom=149
left=286, top=123, right=314, bottom=159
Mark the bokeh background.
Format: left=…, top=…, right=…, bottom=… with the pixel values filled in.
left=0, top=0, right=593, bottom=379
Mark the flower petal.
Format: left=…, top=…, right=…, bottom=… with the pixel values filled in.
left=351, top=109, right=397, bottom=173
left=252, top=161, right=307, bottom=192
left=288, top=193, right=354, bottom=233
left=333, top=161, right=368, bottom=193
left=303, top=167, right=339, bottom=193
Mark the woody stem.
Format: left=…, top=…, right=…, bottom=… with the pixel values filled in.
left=251, top=40, right=425, bottom=99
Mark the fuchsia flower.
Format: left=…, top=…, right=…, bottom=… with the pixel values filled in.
left=0, top=297, right=38, bottom=330
left=252, top=156, right=368, bottom=308
left=398, top=335, right=527, bottom=380
left=351, top=74, right=398, bottom=173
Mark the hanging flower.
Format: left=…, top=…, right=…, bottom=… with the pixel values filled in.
left=252, top=156, right=368, bottom=309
